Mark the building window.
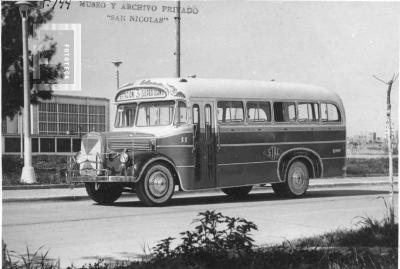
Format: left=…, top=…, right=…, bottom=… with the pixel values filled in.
left=32, top=138, right=39, bottom=153
left=40, top=138, right=55, bottom=152
left=72, top=138, right=81, bottom=152
left=48, top=123, right=57, bottom=134
left=38, top=101, right=106, bottom=135
left=4, top=138, right=21, bottom=153
left=57, top=138, right=71, bottom=152
left=89, top=105, right=106, bottom=132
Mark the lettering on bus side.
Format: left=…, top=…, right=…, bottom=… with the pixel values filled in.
left=262, top=146, right=281, bottom=160
left=332, top=148, right=342, bottom=154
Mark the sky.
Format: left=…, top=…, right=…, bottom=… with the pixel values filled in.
left=42, top=1, right=399, bottom=137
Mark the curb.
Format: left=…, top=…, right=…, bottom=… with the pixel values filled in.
left=2, top=175, right=396, bottom=190
left=2, top=183, right=84, bottom=190
left=3, top=181, right=397, bottom=203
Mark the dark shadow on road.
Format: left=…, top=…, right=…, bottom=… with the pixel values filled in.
left=105, top=189, right=396, bottom=208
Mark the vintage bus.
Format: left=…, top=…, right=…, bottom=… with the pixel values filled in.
left=67, top=78, right=346, bottom=206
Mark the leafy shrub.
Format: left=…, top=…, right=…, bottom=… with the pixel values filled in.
left=152, top=210, right=258, bottom=266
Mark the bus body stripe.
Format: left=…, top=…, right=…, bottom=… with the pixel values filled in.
left=218, top=160, right=277, bottom=166
left=221, top=140, right=346, bottom=147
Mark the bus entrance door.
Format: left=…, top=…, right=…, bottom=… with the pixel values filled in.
left=203, top=103, right=216, bottom=187
left=192, top=101, right=217, bottom=189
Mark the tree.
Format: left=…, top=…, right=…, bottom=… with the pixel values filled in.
left=1, top=1, right=63, bottom=119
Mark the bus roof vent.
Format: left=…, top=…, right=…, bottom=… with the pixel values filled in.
left=179, top=78, right=188, bottom=82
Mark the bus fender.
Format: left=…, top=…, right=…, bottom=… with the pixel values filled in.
left=134, top=153, right=182, bottom=187
left=277, top=148, right=323, bottom=182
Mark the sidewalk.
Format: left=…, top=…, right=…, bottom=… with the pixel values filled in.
left=2, top=176, right=398, bottom=203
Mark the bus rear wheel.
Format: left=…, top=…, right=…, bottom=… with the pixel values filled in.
left=221, top=186, right=252, bottom=198
left=272, top=161, right=309, bottom=197
left=85, top=183, right=123, bottom=204
left=135, top=164, right=175, bottom=206
left=271, top=182, right=289, bottom=196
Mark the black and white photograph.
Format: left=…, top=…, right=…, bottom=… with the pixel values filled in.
left=1, top=1, right=399, bottom=268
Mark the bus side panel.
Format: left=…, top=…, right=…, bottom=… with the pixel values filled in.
left=176, top=167, right=195, bottom=190
left=322, top=158, right=346, bottom=178
left=157, top=131, right=217, bottom=191
left=156, top=131, right=195, bottom=190
left=216, top=126, right=346, bottom=187
left=217, top=162, right=278, bottom=187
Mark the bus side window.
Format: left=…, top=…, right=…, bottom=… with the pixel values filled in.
left=298, top=102, right=319, bottom=122
left=273, top=102, right=296, bottom=122
left=217, top=101, right=244, bottom=123
left=321, top=103, right=341, bottom=122
left=204, top=104, right=212, bottom=140
left=246, top=101, right=271, bottom=123
left=191, top=104, right=200, bottom=140
left=192, top=104, right=200, bottom=125
left=176, top=101, right=187, bottom=125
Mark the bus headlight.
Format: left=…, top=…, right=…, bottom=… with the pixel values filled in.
left=119, top=152, right=129, bottom=163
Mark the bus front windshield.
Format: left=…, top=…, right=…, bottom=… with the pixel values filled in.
left=136, top=101, right=175, bottom=127
left=115, top=103, right=137, bottom=128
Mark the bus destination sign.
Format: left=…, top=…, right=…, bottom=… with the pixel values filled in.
left=116, top=87, right=167, bottom=101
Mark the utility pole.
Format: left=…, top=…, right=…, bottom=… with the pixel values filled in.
left=19, top=109, right=23, bottom=159
left=373, top=73, right=398, bottom=226
left=174, top=0, right=181, bottom=77
left=17, top=1, right=36, bottom=183
left=112, top=61, right=123, bottom=89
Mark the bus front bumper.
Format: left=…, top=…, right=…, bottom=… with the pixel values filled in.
left=66, top=170, right=138, bottom=183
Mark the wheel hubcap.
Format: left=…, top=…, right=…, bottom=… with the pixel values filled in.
left=148, top=171, right=169, bottom=197
left=291, top=168, right=306, bottom=191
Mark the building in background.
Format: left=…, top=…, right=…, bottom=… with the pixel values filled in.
left=2, top=95, right=110, bottom=155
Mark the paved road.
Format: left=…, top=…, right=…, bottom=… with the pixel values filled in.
left=2, top=185, right=398, bottom=267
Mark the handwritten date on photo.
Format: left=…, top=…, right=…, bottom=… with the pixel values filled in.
left=41, top=0, right=71, bottom=10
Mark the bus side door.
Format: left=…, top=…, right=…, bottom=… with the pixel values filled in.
left=191, top=101, right=217, bottom=189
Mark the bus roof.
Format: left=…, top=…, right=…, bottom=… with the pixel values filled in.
left=117, top=78, right=343, bottom=106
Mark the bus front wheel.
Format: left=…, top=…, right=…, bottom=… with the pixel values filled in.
left=135, top=164, right=175, bottom=206
left=272, top=161, right=309, bottom=197
left=85, top=183, right=123, bottom=205
left=221, top=186, right=252, bottom=198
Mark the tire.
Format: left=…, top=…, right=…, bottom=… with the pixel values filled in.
left=85, top=183, right=123, bottom=204
left=221, top=186, right=252, bottom=198
left=271, top=182, right=289, bottom=197
left=287, top=161, right=309, bottom=196
left=135, top=164, right=175, bottom=206
left=272, top=161, right=309, bottom=197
